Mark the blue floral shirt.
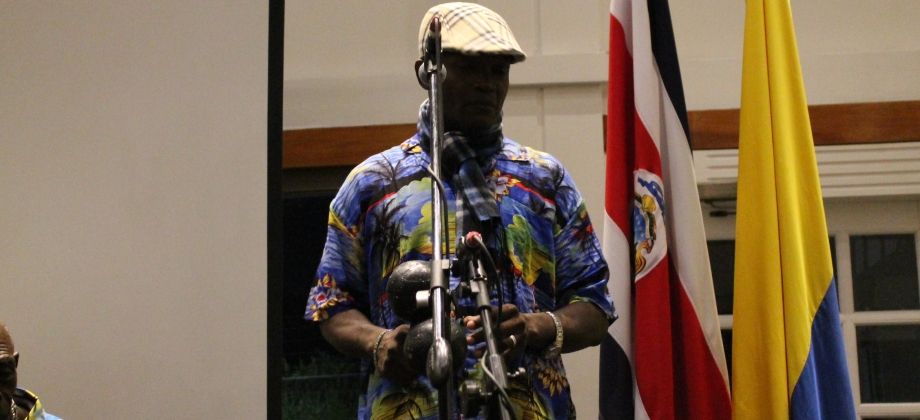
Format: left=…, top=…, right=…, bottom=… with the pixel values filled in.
left=13, top=388, right=63, bottom=420
left=306, top=135, right=614, bottom=420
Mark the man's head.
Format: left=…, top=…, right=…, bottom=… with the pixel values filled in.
left=0, top=323, right=19, bottom=420
left=415, top=3, right=525, bottom=135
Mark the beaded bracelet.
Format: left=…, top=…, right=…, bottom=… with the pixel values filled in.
left=372, top=329, right=392, bottom=371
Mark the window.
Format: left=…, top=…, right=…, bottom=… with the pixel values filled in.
left=705, top=198, right=920, bottom=419
left=282, top=192, right=361, bottom=420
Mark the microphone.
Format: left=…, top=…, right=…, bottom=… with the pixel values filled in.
left=417, top=15, right=446, bottom=90
left=457, top=231, right=484, bottom=259
left=423, top=14, right=441, bottom=62
left=464, top=232, right=483, bottom=249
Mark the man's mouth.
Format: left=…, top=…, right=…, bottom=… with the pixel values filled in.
left=466, top=102, right=496, bottom=110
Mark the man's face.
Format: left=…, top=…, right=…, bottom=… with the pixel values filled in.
left=440, top=52, right=511, bottom=135
left=0, top=335, right=17, bottom=420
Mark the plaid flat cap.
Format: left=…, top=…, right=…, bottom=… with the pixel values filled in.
left=418, top=2, right=526, bottom=63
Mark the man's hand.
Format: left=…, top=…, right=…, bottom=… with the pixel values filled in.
left=319, top=309, right=421, bottom=388
left=462, top=302, right=610, bottom=360
left=463, top=303, right=545, bottom=361
left=374, top=324, right=421, bottom=387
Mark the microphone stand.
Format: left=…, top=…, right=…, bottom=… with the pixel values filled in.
left=420, top=13, right=456, bottom=420
left=458, top=235, right=516, bottom=420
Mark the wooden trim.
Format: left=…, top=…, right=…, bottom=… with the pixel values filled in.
left=687, top=108, right=739, bottom=150
left=690, top=100, right=920, bottom=150
left=283, top=101, right=920, bottom=168
left=282, top=166, right=353, bottom=193
left=283, top=124, right=416, bottom=169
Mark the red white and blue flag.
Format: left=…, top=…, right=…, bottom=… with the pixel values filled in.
left=599, top=0, right=733, bottom=418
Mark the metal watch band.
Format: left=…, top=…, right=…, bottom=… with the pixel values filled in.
left=542, top=311, right=563, bottom=358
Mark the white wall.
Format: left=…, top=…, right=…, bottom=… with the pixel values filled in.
left=0, top=3, right=268, bottom=419
left=284, top=1, right=920, bottom=418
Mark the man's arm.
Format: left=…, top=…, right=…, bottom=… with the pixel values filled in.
left=525, top=301, right=609, bottom=352
left=319, top=309, right=420, bottom=386
left=464, top=301, right=609, bottom=359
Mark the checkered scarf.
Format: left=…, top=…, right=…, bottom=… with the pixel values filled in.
left=417, top=100, right=502, bottom=234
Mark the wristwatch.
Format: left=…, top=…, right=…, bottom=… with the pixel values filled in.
left=541, top=311, right=563, bottom=358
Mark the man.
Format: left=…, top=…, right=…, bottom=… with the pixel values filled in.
left=305, top=3, right=614, bottom=419
left=0, top=323, right=62, bottom=420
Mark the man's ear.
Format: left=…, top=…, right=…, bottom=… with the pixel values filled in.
left=415, top=59, right=429, bottom=90
left=13, top=352, right=18, bottom=368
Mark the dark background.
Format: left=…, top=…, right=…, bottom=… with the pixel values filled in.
left=283, top=192, right=338, bottom=364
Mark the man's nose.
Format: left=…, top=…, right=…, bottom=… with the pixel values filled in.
left=471, top=71, right=497, bottom=92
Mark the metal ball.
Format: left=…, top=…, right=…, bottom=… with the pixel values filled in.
left=403, top=318, right=468, bottom=373
left=386, top=260, right=433, bottom=323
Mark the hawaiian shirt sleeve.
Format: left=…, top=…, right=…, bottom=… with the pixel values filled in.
left=552, top=168, right=616, bottom=321
left=304, top=167, right=369, bottom=322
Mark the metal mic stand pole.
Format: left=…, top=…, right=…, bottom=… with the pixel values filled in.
left=457, top=232, right=516, bottom=420
left=465, top=247, right=512, bottom=420
left=421, top=14, right=456, bottom=420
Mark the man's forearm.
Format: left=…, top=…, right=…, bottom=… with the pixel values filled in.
left=318, top=309, right=386, bottom=360
left=556, top=301, right=610, bottom=352
left=524, top=301, right=610, bottom=354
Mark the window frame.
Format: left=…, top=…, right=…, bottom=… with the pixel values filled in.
left=705, top=197, right=920, bottom=419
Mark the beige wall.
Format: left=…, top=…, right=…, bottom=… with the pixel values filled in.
left=0, top=2, right=268, bottom=419
left=284, top=0, right=920, bottom=129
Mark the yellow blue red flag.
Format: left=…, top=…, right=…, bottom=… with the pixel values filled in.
left=732, top=0, right=856, bottom=419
